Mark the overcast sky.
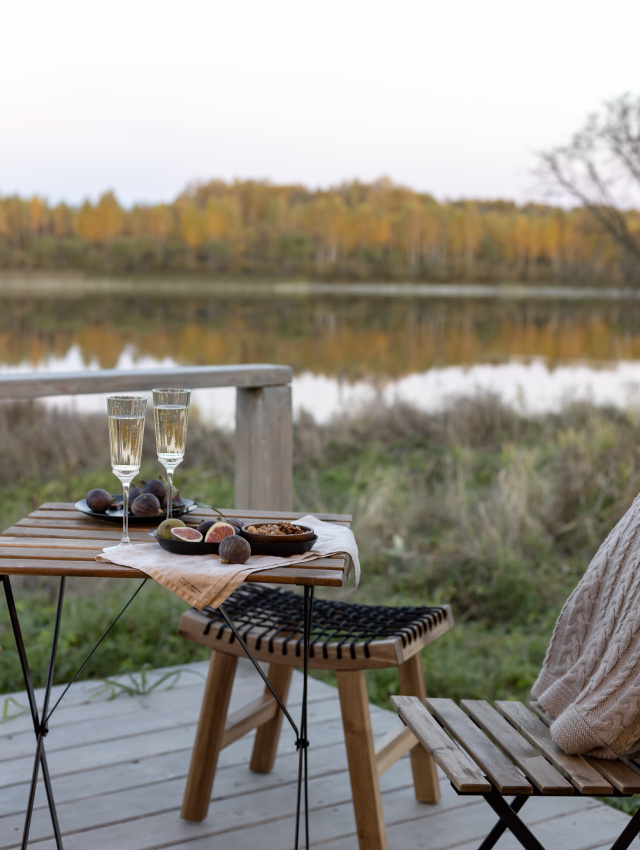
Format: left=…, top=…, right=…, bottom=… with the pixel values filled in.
left=1, top=0, right=638, bottom=207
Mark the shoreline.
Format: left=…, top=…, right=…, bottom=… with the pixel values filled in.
left=0, top=274, right=639, bottom=301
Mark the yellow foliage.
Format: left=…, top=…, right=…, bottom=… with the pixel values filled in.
left=1, top=178, right=639, bottom=281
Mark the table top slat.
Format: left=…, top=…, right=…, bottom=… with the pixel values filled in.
left=4, top=524, right=155, bottom=541
left=426, top=698, right=532, bottom=795
left=460, top=699, right=573, bottom=794
left=0, top=536, right=117, bottom=550
left=0, top=538, right=344, bottom=568
left=37, top=503, right=354, bottom=524
left=246, top=567, right=344, bottom=586
left=0, top=557, right=146, bottom=578
left=0, top=546, right=145, bottom=561
left=495, top=701, right=614, bottom=795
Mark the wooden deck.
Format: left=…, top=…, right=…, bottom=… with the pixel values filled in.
left=0, top=660, right=634, bottom=850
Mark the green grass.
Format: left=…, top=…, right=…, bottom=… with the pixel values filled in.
left=2, top=395, right=639, bottom=707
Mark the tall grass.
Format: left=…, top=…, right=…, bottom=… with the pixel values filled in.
left=1, top=396, right=638, bottom=707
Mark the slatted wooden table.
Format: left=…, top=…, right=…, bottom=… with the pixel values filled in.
left=0, top=502, right=351, bottom=850
left=0, top=502, right=350, bottom=585
left=392, top=696, right=640, bottom=850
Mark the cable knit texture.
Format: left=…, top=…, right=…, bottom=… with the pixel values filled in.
left=531, top=492, right=640, bottom=759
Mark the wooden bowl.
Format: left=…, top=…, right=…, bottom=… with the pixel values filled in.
left=241, top=523, right=315, bottom=544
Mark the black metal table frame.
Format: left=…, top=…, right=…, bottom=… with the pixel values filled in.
left=1, top=573, right=315, bottom=850
left=455, top=784, right=640, bottom=850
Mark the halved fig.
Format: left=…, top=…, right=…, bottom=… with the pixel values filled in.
left=171, top=527, right=203, bottom=542
left=204, top=521, right=236, bottom=543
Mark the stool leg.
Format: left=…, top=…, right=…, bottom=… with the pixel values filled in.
left=336, top=669, right=387, bottom=850
left=250, top=663, right=294, bottom=773
left=181, top=650, right=238, bottom=822
left=398, top=653, right=440, bottom=804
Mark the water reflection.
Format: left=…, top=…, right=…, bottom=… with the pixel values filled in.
left=3, top=290, right=640, bottom=424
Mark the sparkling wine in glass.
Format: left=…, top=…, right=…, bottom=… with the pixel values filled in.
left=152, top=388, right=191, bottom=518
left=104, top=395, right=147, bottom=552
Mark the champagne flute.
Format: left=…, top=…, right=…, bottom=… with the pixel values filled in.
left=104, top=395, right=147, bottom=552
left=152, top=388, right=191, bottom=518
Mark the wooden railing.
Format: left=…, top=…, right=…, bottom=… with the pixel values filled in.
left=0, top=364, right=293, bottom=511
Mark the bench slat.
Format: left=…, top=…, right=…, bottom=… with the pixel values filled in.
left=528, top=701, right=640, bottom=795
left=495, top=701, right=614, bottom=795
left=391, top=696, right=491, bottom=793
left=426, top=698, right=532, bottom=795
left=581, top=757, right=640, bottom=795
left=461, top=699, right=573, bottom=794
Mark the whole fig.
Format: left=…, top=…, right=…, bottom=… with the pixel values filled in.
left=219, top=535, right=251, bottom=564
left=131, top=493, right=163, bottom=517
left=226, top=518, right=244, bottom=531
left=197, top=520, right=216, bottom=537
left=86, top=488, right=114, bottom=513
left=157, top=518, right=186, bottom=539
left=128, top=483, right=143, bottom=506
left=142, top=479, right=166, bottom=502
left=161, top=487, right=184, bottom=510
left=198, top=517, right=242, bottom=537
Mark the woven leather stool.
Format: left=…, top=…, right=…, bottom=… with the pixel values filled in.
left=178, top=584, right=454, bottom=850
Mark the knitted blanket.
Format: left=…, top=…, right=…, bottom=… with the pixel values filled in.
left=531, top=492, right=640, bottom=759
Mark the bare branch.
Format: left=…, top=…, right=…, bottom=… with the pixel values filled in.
left=535, top=94, right=640, bottom=268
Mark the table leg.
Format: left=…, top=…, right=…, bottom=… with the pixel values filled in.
left=217, top=585, right=315, bottom=850
left=2, top=575, right=148, bottom=849
left=294, top=585, right=313, bottom=850
left=2, top=574, right=64, bottom=850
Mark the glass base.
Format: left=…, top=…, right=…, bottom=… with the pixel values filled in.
left=102, top=540, right=133, bottom=553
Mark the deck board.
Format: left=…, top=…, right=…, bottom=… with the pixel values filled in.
left=0, top=661, right=635, bottom=850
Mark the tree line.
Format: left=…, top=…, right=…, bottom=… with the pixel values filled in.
left=1, top=177, right=639, bottom=283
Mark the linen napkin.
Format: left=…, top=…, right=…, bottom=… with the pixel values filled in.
left=96, top=515, right=359, bottom=609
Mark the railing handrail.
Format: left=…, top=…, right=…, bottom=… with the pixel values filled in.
left=0, top=364, right=293, bottom=400
left=0, top=364, right=294, bottom=511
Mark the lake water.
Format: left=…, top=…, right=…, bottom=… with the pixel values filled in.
left=2, top=280, right=640, bottom=427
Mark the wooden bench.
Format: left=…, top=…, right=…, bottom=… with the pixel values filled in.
left=392, top=696, right=640, bottom=850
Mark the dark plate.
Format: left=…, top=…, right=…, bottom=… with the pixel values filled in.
left=155, top=533, right=222, bottom=556
left=155, top=532, right=318, bottom=557
left=75, top=496, right=196, bottom=525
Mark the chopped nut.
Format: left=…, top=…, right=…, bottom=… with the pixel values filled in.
left=251, top=521, right=305, bottom=536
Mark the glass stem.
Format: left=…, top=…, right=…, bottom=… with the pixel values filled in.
left=166, top=470, right=174, bottom=519
left=122, top=481, right=131, bottom=545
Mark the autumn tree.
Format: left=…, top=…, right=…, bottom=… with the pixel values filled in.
left=94, top=192, right=124, bottom=245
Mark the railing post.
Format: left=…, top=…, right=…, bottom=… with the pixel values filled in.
left=235, top=385, right=293, bottom=511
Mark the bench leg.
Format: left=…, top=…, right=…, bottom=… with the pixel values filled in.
left=609, top=803, right=640, bottom=850
left=337, top=669, right=387, bottom=850
left=482, top=789, right=546, bottom=850
left=398, top=653, right=441, bottom=804
left=250, top=663, right=294, bottom=773
left=181, top=650, right=237, bottom=822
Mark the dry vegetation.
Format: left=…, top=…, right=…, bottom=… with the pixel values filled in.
left=1, top=395, right=639, bottom=708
